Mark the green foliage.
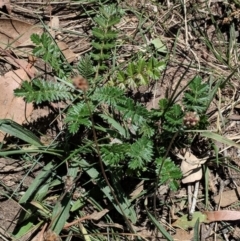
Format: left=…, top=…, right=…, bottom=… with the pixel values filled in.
left=163, top=104, right=184, bottom=133
left=101, top=136, right=153, bottom=170
left=65, top=103, right=93, bottom=134
left=14, top=79, right=74, bottom=104
left=91, top=86, right=127, bottom=106
left=119, top=99, right=149, bottom=125
left=156, top=157, right=182, bottom=191
left=14, top=31, right=211, bottom=198
left=10, top=2, right=219, bottom=239
left=91, top=4, right=122, bottom=71
left=101, top=143, right=128, bottom=166
left=77, top=55, right=95, bottom=80
left=31, top=33, right=71, bottom=79
left=183, top=76, right=210, bottom=114
left=127, top=137, right=153, bottom=170
left=116, top=57, right=166, bottom=89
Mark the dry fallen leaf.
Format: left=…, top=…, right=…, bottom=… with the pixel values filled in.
left=57, top=41, right=76, bottom=63
left=49, top=16, right=60, bottom=38
left=0, top=18, right=42, bottom=56
left=214, top=187, right=240, bottom=207
left=64, top=209, right=109, bottom=229
left=181, top=160, right=202, bottom=184
left=0, top=59, right=35, bottom=141
left=177, top=150, right=208, bottom=184
left=0, top=18, right=75, bottom=62
left=205, top=210, right=240, bottom=222
left=130, top=180, right=144, bottom=199
left=172, top=229, right=193, bottom=241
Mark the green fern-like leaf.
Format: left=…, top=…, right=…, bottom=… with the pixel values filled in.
left=147, top=57, right=166, bottom=80
left=77, top=55, right=95, bottom=80
left=139, top=123, right=155, bottom=137
left=92, top=86, right=151, bottom=135
left=65, top=102, right=93, bottom=134
left=14, top=79, right=73, bottom=104
left=92, top=28, right=118, bottom=40
left=116, top=57, right=166, bottom=90
left=163, top=104, right=184, bottom=132
left=151, top=98, right=169, bottom=118
left=127, top=137, right=153, bottom=170
left=156, top=157, right=182, bottom=190
left=101, top=143, right=129, bottom=166
left=91, top=4, right=122, bottom=74
left=183, top=76, right=210, bottom=114
left=91, top=86, right=127, bottom=106
left=31, top=33, right=71, bottom=79
left=31, top=33, right=41, bottom=45
left=118, top=99, right=149, bottom=127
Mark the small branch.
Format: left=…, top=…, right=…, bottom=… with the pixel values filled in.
left=189, top=181, right=199, bottom=217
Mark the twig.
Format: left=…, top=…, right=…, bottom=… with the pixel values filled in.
left=187, top=184, right=192, bottom=213
left=189, top=181, right=199, bottom=217
left=183, top=0, right=189, bottom=50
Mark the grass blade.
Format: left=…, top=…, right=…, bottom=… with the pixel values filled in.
left=191, top=130, right=240, bottom=149
left=19, top=161, right=56, bottom=204
left=193, top=218, right=200, bottom=241
left=0, top=119, right=42, bottom=147
left=79, top=159, right=137, bottom=223
left=146, top=209, right=173, bottom=241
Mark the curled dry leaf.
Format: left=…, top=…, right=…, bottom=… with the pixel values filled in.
left=177, top=150, right=208, bottom=184
left=214, top=187, right=240, bottom=207
left=86, top=209, right=109, bottom=221
left=181, top=160, right=202, bottom=184
left=130, top=180, right=144, bottom=199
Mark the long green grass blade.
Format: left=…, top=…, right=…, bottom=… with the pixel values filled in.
left=0, top=148, right=62, bottom=157
left=51, top=163, right=79, bottom=233
left=99, top=114, right=129, bottom=138
left=193, top=131, right=240, bottom=149
left=0, top=119, right=42, bottom=147
left=79, top=159, right=137, bottom=223
left=51, top=195, right=72, bottom=234
left=146, top=210, right=173, bottom=241
left=193, top=218, right=200, bottom=241
left=19, top=161, right=56, bottom=204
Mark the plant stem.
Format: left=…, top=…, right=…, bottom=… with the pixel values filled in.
left=154, top=131, right=179, bottom=217
left=84, top=92, right=137, bottom=237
